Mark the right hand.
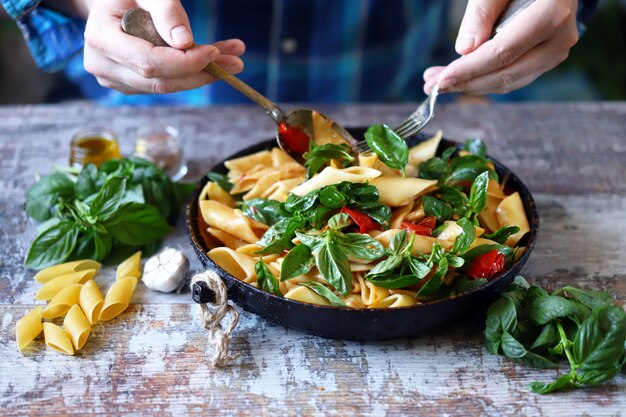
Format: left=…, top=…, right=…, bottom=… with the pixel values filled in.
left=82, top=0, right=245, bottom=94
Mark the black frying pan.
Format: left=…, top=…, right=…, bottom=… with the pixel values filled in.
left=186, top=129, right=539, bottom=340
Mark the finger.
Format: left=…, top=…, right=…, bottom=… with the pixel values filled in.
left=456, top=0, right=509, bottom=55
left=85, top=14, right=220, bottom=79
left=213, top=55, right=245, bottom=74
left=423, top=66, right=444, bottom=80
left=137, top=0, right=193, bottom=49
left=213, top=39, right=246, bottom=57
left=440, top=0, right=562, bottom=90
left=86, top=48, right=220, bottom=94
left=449, top=36, right=570, bottom=95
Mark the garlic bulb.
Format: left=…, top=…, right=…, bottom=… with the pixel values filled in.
left=142, top=247, right=190, bottom=292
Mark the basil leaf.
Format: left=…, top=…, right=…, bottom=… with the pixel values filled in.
left=366, top=273, right=424, bottom=289
left=573, top=306, right=626, bottom=382
left=255, top=259, right=282, bottom=296
left=318, top=186, right=347, bottom=208
left=295, top=231, right=326, bottom=252
left=90, top=176, right=126, bottom=221
left=317, top=241, right=352, bottom=295
left=452, top=217, right=475, bottom=255
left=528, top=374, right=573, bottom=394
left=76, top=164, right=106, bottom=199
left=257, top=214, right=306, bottom=254
left=336, top=233, right=385, bottom=261
left=511, top=351, right=558, bottom=369
left=468, top=170, right=490, bottom=215
left=408, top=257, right=431, bottom=279
left=389, top=229, right=408, bottom=254
left=240, top=198, right=284, bottom=226
left=484, top=296, right=518, bottom=354
left=438, top=185, right=469, bottom=217
left=531, top=323, right=560, bottom=350
left=417, top=257, right=448, bottom=297
left=453, top=275, right=487, bottom=294
left=441, top=146, right=457, bottom=163
left=328, top=213, right=351, bottom=230
left=301, top=282, right=346, bottom=307
left=418, top=157, right=451, bottom=181
left=367, top=255, right=404, bottom=277
left=25, top=220, right=79, bottom=269
left=423, top=196, right=453, bottom=223
left=25, top=172, right=75, bottom=221
left=528, top=295, right=580, bottom=326
left=284, top=191, right=319, bottom=213
left=482, top=225, right=521, bottom=244
left=552, top=286, right=614, bottom=310
left=501, top=331, right=527, bottom=358
left=351, top=202, right=391, bottom=229
left=280, top=244, right=314, bottom=281
left=364, top=124, right=409, bottom=173
left=303, top=143, right=354, bottom=179
left=103, top=203, right=171, bottom=246
left=74, top=227, right=113, bottom=261
left=336, top=182, right=379, bottom=203
left=463, top=138, right=487, bottom=158
left=207, top=172, right=233, bottom=193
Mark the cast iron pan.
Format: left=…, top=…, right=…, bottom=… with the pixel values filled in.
left=186, top=129, right=539, bottom=340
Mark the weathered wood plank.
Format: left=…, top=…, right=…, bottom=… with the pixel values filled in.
left=1, top=103, right=625, bottom=417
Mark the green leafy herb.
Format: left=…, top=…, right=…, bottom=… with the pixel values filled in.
left=303, top=142, right=355, bottom=179
left=468, top=171, right=490, bottom=216
left=482, top=225, right=521, bottom=244
left=25, top=220, right=80, bottom=269
left=463, top=138, right=487, bottom=158
left=301, top=282, right=346, bottom=307
left=255, top=259, right=282, bottom=296
left=25, top=172, right=76, bottom=222
left=240, top=198, right=284, bottom=226
left=280, top=244, right=314, bottom=281
left=364, top=124, right=409, bottom=174
left=423, top=196, right=453, bottom=223
left=207, top=172, right=234, bottom=193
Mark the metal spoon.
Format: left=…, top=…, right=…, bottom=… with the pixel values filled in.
left=121, top=8, right=356, bottom=163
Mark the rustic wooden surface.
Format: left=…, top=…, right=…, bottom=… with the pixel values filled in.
left=0, top=102, right=625, bottom=416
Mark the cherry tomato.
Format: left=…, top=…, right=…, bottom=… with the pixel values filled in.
left=401, top=221, right=432, bottom=236
left=341, top=207, right=380, bottom=234
left=418, top=216, right=437, bottom=229
left=278, top=122, right=310, bottom=154
left=466, top=250, right=506, bottom=280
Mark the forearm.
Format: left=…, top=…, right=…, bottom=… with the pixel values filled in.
left=41, top=0, right=92, bottom=19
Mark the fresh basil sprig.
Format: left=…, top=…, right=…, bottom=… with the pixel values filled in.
left=364, top=124, right=409, bottom=175
left=25, top=159, right=186, bottom=269
left=301, top=282, right=346, bottom=307
left=484, top=276, right=626, bottom=394
left=255, top=259, right=282, bottom=296
left=303, top=142, right=355, bottom=179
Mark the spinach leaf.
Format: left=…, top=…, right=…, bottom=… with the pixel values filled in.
left=301, top=282, right=346, bottom=307
left=255, top=259, right=282, bottom=296
left=280, top=244, right=314, bottom=281
left=482, top=226, right=521, bottom=244
left=364, top=124, right=409, bottom=174
left=103, top=203, right=171, bottom=246
left=25, top=172, right=75, bottom=221
left=303, top=142, right=354, bottom=179
left=25, top=220, right=79, bottom=269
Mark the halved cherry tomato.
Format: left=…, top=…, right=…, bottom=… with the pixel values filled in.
left=466, top=249, right=506, bottom=280
left=278, top=122, right=310, bottom=154
left=341, top=207, right=381, bottom=234
left=418, top=216, right=437, bottom=229
left=401, top=221, right=432, bottom=236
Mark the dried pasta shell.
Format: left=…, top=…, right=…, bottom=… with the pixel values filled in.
left=42, top=283, right=82, bottom=319
left=63, top=305, right=91, bottom=350
left=35, top=270, right=95, bottom=301
left=43, top=322, right=74, bottom=355
left=34, top=260, right=100, bottom=283
left=99, top=277, right=138, bottom=321
left=16, top=306, right=43, bottom=351
left=79, top=280, right=104, bottom=325
left=117, top=251, right=142, bottom=280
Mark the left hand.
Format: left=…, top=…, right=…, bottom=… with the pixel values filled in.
left=424, top=0, right=579, bottom=95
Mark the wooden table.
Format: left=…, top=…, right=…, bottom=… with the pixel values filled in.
left=0, top=102, right=624, bottom=416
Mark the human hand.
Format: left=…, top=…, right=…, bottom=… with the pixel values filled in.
left=423, top=0, right=579, bottom=95
left=82, top=0, right=245, bottom=94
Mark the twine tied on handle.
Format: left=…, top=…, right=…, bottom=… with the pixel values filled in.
left=190, top=270, right=239, bottom=366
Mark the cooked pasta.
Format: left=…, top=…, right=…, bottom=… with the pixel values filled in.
left=35, top=270, right=94, bottom=301
left=15, top=307, right=43, bottom=351
left=33, top=259, right=100, bottom=284
left=63, top=305, right=91, bottom=350
left=199, top=128, right=530, bottom=309
left=42, top=283, right=82, bottom=319
left=99, top=277, right=138, bottom=321
left=43, top=322, right=74, bottom=355
left=79, top=279, right=104, bottom=324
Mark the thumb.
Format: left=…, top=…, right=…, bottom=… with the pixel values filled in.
left=139, top=0, right=193, bottom=49
left=455, top=0, right=508, bottom=55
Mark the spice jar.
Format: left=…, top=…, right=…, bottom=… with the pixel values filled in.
left=134, top=125, right=187, bottom=181
left=69, top=128, right=121, bottom=168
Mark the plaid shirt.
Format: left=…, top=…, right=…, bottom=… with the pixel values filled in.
left=2, top=0, right=597, bottom=105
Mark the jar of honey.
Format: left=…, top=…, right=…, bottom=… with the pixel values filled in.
left=69, top=128, right=122, bottom=168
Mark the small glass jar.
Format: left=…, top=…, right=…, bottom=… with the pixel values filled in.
left=134, top=125, right=187, bottom=181
left=69, top=128, right=121, bottom=168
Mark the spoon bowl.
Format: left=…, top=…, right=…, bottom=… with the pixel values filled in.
left=121, top=8, right=357, bottom=163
